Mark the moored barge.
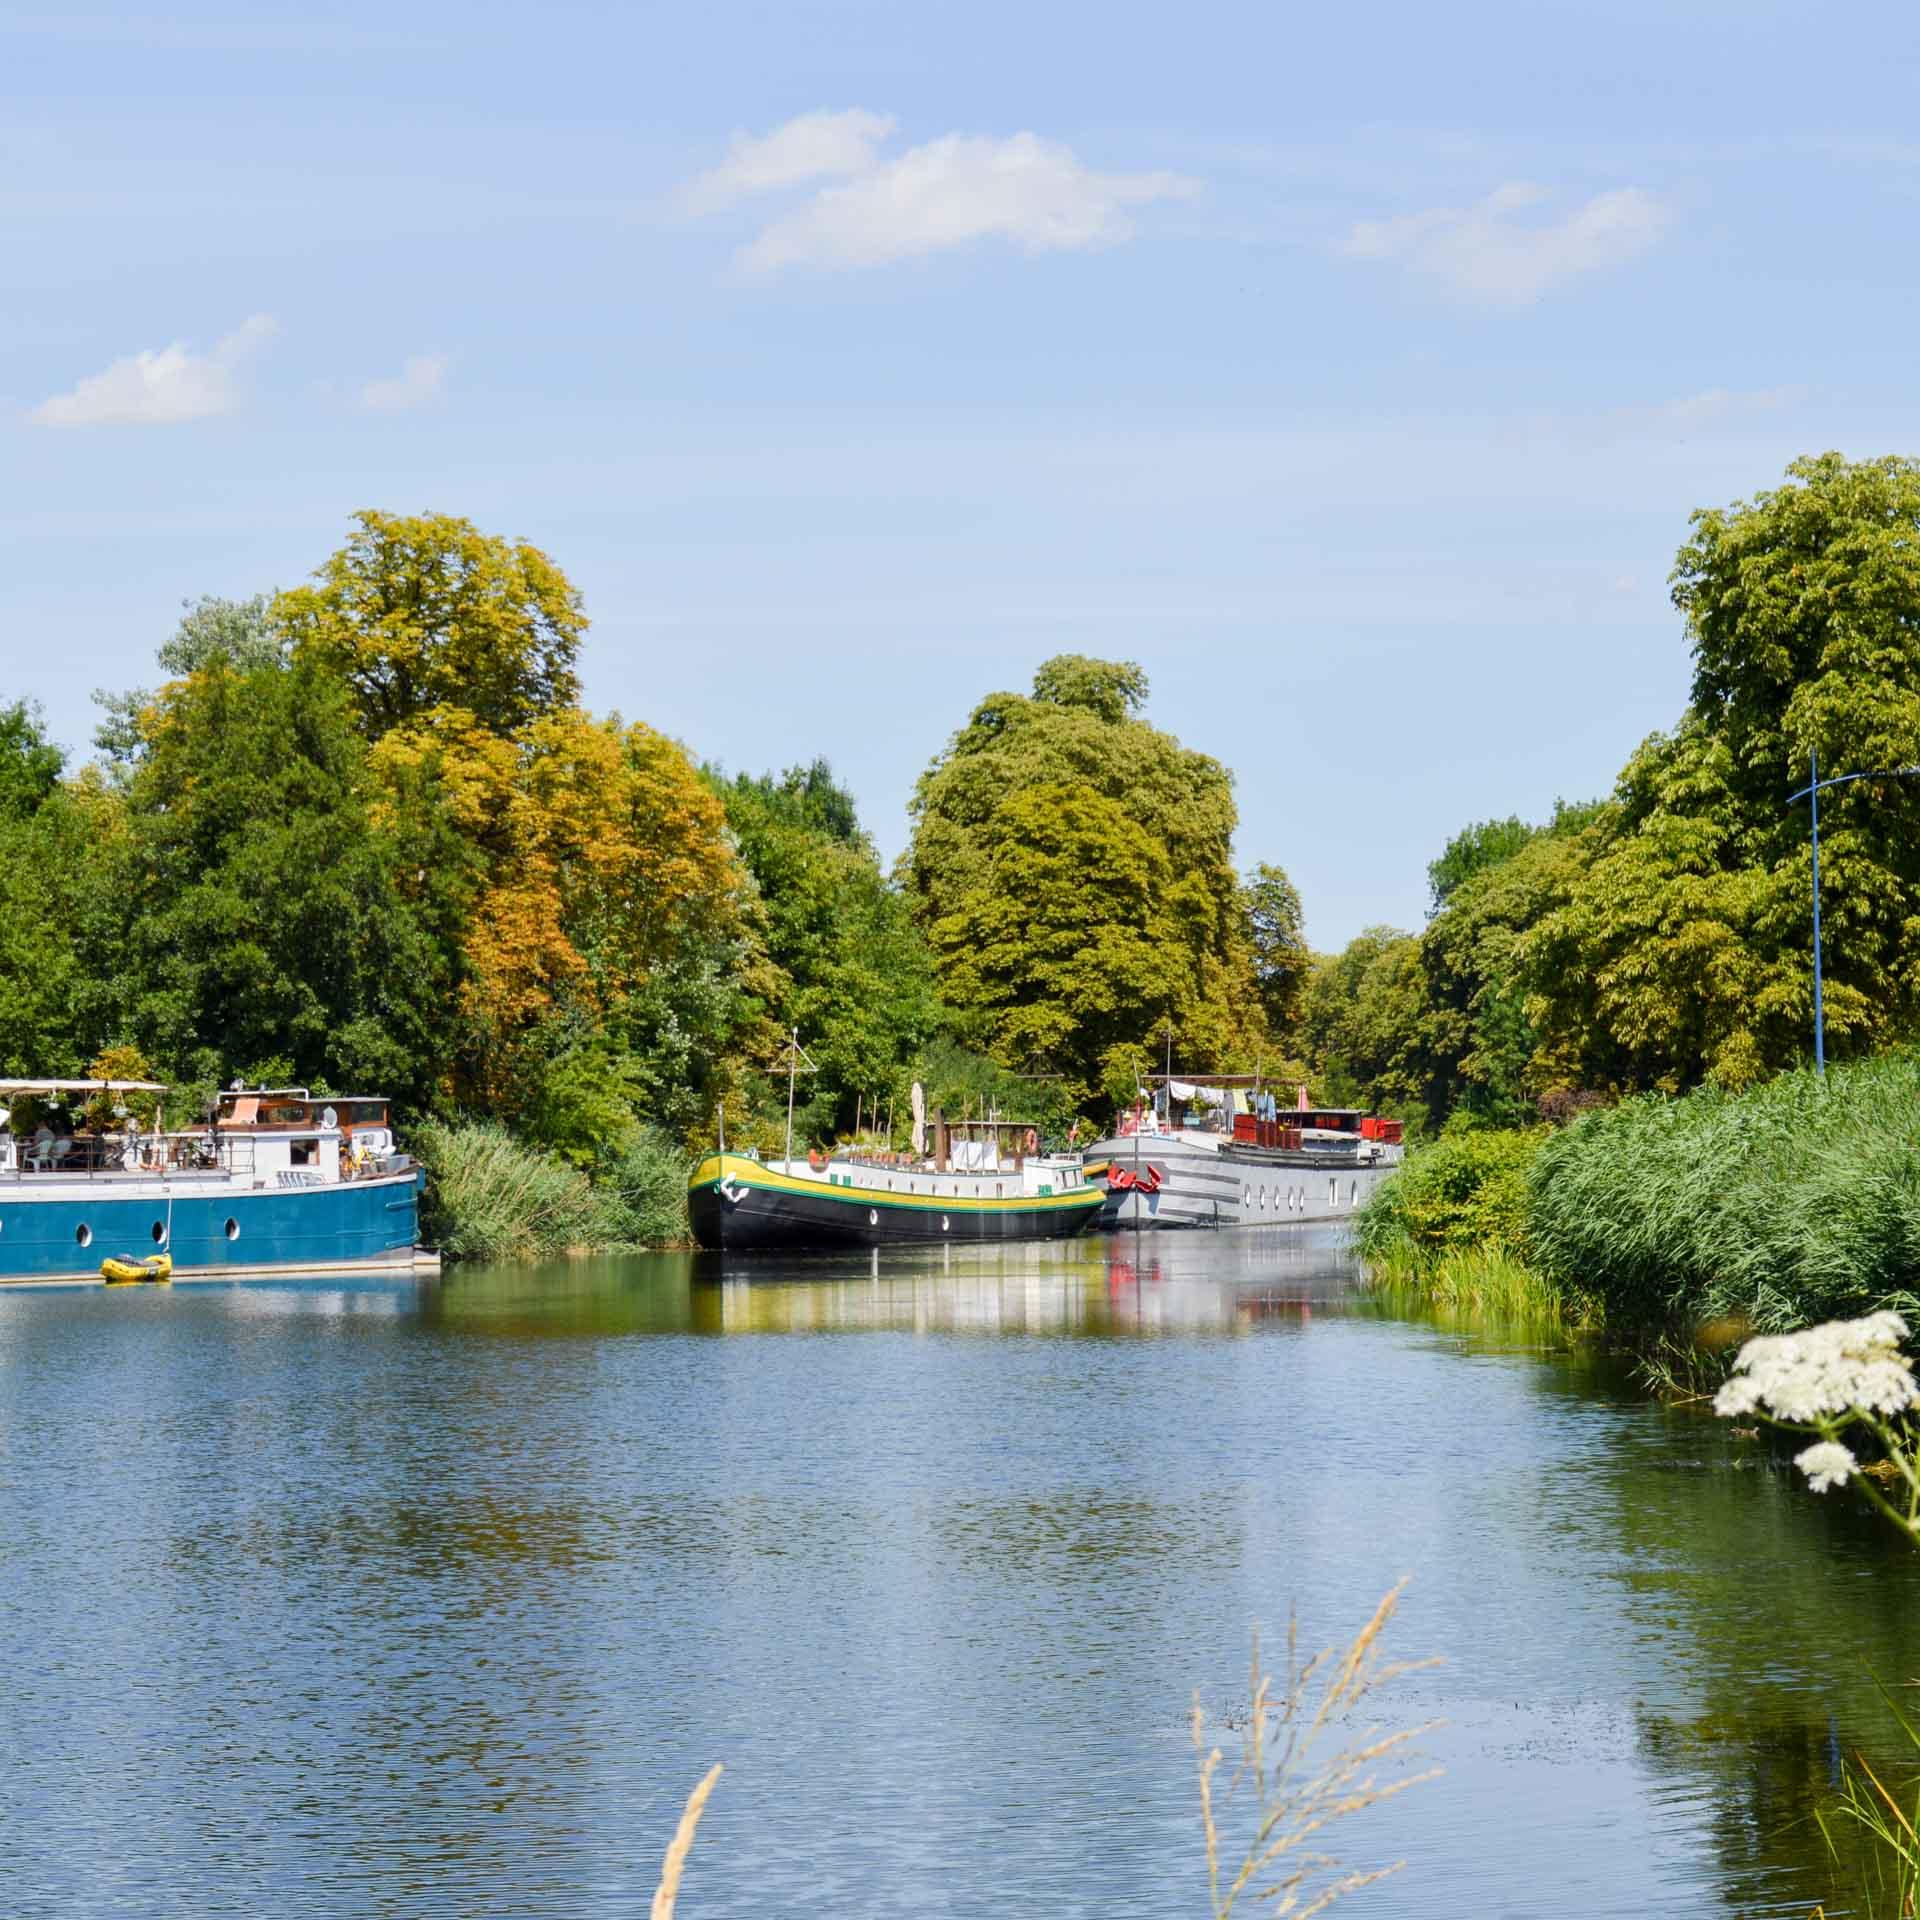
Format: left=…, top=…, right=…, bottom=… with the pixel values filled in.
left=0, top=1078, right=430, bottom=1284
left=1086, top=1076, right=1404, bottom=1230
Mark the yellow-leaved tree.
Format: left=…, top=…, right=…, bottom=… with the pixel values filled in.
left=277, top=512, right=771, bottom=1142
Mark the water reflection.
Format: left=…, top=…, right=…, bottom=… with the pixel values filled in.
left=1, top=1231, right=1916, bottom=1917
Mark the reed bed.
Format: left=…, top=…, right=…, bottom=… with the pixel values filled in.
left=1362, top=1244, right=1594, bottom=1333
left=414, top=1120, right=614, bottom=1263
left=414, top=1120, right=696, bottom=1262
left=595, top=1128, right=694, bottom=1248
left=1528, top=1054, right=1920, bottom=1334
left=1352, top=1129, right=1600, bottom=1327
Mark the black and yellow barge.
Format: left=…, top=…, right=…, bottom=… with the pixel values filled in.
left=688, top=1151, right=1106, bottom=1252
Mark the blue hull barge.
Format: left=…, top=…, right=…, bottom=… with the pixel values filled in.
left=0, top=1078, right=434, bottom=1285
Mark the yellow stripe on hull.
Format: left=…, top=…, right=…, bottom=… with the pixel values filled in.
left=688, top=1153, right=1105, bottom=1216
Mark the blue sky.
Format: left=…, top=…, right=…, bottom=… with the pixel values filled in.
left=7, top=0, right=1920, bottom=945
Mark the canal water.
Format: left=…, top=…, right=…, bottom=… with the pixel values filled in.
left=1, top=1232, right=1915, bottom=1917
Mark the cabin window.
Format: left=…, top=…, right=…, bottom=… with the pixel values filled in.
left=942, top=1215, right=950, bottom=1232
left=151, top=1221, right=166, bottom=1245
left=869, top=1210, right=879, bottom=1226
left=1349, top=1180, right=1359, bottom=1207
left=1243, top=1186, right=1251, bottom=1207
left=224, top=1217, right=240, bottom=1241
left=1328, top=1178, right=1337, bottom=1206
left=75, top=1223, right=92, bottom=1248
left=291, top=1140, right=315, bottom=1168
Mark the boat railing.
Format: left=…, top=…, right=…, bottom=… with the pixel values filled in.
left=0, top=1128, right=263, bottom=1181
left=0, top=1130, right=416, bottom=1183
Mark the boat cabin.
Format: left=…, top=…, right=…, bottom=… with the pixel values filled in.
left=0, top=1078, right=405, bottom=1183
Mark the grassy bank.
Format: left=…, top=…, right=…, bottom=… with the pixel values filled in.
left=414, top=1121, right=692, bottom=1263
left=1355, top=1127, right=1599, bottom=1328
left=1359, top=1052, right=1920, bottom=1343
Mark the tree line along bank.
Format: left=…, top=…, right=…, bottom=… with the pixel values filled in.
left=5, top=452, right=1916, bottom=1256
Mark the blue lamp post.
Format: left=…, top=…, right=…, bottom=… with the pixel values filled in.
left=1787, top=752, right=1920, bottom=1076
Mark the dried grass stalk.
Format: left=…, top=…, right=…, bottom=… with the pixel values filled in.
left=1193, top=1580, right=1441, bottom=1918
left=650, top=1762, right=723, bottom=1920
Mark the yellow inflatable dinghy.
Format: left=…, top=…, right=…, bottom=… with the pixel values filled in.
left=101, top=1253, right=173, bottom=1286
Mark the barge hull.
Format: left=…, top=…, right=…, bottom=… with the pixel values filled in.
left=689, top=1158, right=1104, bottom=1252
left=0, top=1168, right=424, bottom=1283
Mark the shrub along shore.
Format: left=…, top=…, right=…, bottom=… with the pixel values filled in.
left=1356, top=1053, right=1920, bottom=1344
left=415, top=1122, right=693, bottom=1263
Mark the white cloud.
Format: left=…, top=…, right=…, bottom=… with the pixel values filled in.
left=683, top=108, right=897, bottom=214
left=30, top=313, right=277, bottom=427
left=1345, top=183, right=1669, bottom=302
left=743, top=132, right=1196, bottom=274
left=1651, top=386, right=1796, bottom=428
left=360, top=352, right=449, bottom=413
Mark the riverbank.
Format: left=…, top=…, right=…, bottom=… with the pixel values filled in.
left=414, top=1120, right=692, bottom=1261
left=1356, top=1051, right=1920, bottom=1350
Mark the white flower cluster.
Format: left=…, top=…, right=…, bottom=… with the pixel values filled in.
left=1793, top=1440, right=1858, bottom=1493
left=1713, top=1310, right=1917, bottom=1422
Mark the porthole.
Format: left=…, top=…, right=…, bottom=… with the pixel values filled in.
left=1259, top=1187, right=1268, bottom=1211
left=224, top=1217, right=240, bottom=1241
left=1328, top=1179, right=1337, bottom=1206
left=1243, top=1186, right=1251, bottom=1207
left=151, top=1220, right=167, bottom=1245
left=869, top=1209, right=879, bottom=1226
left=942, top=1215, right=951, bottom=1232
left=75, top=1223, right=92, bottom=1248
left=1349, top=1180, right=1359, bottom=1207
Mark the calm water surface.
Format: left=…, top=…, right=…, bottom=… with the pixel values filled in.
left=2, top=1232, right=1915, bottom=1917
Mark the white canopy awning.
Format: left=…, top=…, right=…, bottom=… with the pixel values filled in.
left=0, top=1079, right=167, bottom=1094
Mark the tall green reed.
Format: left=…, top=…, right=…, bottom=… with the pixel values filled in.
left=1529, top=1054, right=1920, bottom=1333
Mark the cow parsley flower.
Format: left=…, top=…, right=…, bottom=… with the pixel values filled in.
left=1712, top=1311, right=1916, bottom=1422
left=1793, top=1440, right=1858, bottom=1493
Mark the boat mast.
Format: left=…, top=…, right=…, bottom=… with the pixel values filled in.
left=780, top=1029, right=817, bottom=1170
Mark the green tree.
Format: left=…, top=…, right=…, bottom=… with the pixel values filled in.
left=1244, top=861, right=1308, bottom=1047
left=0, top=776, right=124, bottom=1077
left=1528, top=453, right=1920, bottom=1090
left=115, top=650, right=460, bottom=1109
left=1419, top=826, right=1592, bottom=1124
left=904, top=658, right=1259, bottom=1103
left=0, top=702, right=64, bottom=820
left=95, top=595, right=287, bottom=766
left=718, top=759, right=938, bottom=1140
left=1427, top=816, right=1536, bottom=915
left=1301, top=927, right=1429, bottom=1126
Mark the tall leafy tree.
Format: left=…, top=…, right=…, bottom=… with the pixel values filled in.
left=277, top=510, right=584, bottom=737
left=95, top=595, right=287, bottom=767
left=1301, top=927, right=1429, bottom=1124
left=718, top=759, right=939, bottom=1139
left=904, top=657, right=1260, bottom=1103
left=1419, top=826, right=1592, bottom=1124
left=1530, top=453, right=1920, bottom=1089
left=1244, top=862, right=1309, bottom=1049
left=271, top=511, right=766, bottom=1141
left=0, top=702, right=64, bottom=820
left=114, top=651, right=459, bottom=1108
left=1427, top=817, right=1536, bottom=916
